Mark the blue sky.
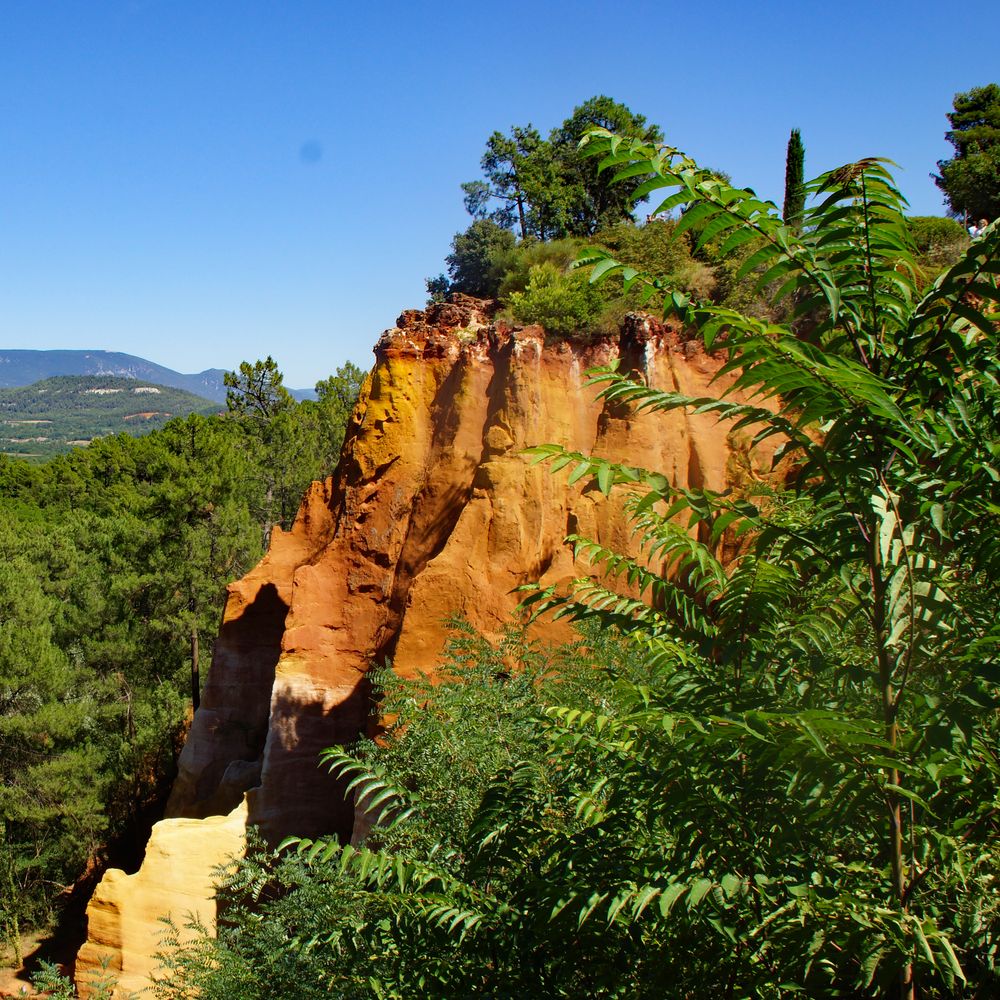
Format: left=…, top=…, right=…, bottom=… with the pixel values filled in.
left=0, top=0, right=996, bottom=388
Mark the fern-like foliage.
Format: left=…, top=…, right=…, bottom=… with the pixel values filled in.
left=153, top=144, right=1000, bottom=999
left=512, top=138, right=1000, bottom=995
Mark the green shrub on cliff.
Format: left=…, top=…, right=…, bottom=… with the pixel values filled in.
left=505, top=260, right=607, bottom=335
left=431, top=219, right=518, bottom=299
left=433, top=216, right=718, bottom=340
left=907, top=215, right=970, bottom=282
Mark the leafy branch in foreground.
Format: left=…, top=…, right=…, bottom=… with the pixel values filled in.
left=530, top=133, right=1000, bottom=996
left=154, top=144, right=999, bottom=998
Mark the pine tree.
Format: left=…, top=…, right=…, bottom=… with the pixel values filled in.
left=934, top=83, right=1000, bottom=223
left=782, top=127, right=805, bottom=227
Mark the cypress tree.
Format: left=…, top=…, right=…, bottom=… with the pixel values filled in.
left=783, top=128, right=805, bottom=228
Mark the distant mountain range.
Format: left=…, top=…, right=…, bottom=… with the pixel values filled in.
left=0, top=350, right=314, bottom=402
left=0, top=350, right=232, bottom=402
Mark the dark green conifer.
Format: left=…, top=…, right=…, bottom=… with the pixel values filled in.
left=783, top=128, right=806, bottom=228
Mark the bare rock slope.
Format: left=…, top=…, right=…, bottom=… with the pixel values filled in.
left=76, top=300, right=775, bottom=995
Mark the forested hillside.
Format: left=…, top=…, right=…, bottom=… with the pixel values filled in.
left=0, top=376, right=219, bottom=460
left=0, top=361, right=363, bottom=964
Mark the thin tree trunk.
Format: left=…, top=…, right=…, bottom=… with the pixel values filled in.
left=0, top=824, right=22, bottom=968
left=191, top=626, right=200, bottom=712
left=8, top=914, right=21, bottom=969
left=871, top=532, right=914, bottom=1000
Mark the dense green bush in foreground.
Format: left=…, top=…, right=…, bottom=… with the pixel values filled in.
left=156, top=146, right=999, bottom=998
left=152, top=622, right=648, bottom=999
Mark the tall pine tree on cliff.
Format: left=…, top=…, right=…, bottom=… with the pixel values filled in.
left=934, top=83, right=1000, bottom=223
left=782, top=127, right=805, bottom=228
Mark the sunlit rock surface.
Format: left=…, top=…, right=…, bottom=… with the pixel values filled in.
left=74, top=801, right=247, bottom=998
left=75, top=299, right=779, bottom=994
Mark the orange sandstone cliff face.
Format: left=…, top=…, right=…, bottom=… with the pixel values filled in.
left=75, top=299, right=776, bottom=995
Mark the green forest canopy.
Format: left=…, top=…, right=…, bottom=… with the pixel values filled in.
left=0, top=360, right=363, bottom=961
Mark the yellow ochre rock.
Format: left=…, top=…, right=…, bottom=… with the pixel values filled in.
left=74, top=800, right=247, bottom=998
left=75, top=298, right=779, bottom=995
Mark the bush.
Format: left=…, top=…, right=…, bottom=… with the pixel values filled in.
left=504, top=260, right=606, bottom=336
left=594, top=219, right=716, bottom=308
left=437, top=220, right=722, bottom=338
left=495, top=237, right=584, bottom=299
left=907, top=215, right=970, bottom=282
left=594, top=219, right=693, bottom=280
left=908, top=214, right=967, bottom=251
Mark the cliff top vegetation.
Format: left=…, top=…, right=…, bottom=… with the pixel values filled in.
left=428, top=95, right=985, bottom=342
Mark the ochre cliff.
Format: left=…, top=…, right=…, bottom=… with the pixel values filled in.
left=75, top=299, right=778, bottom=995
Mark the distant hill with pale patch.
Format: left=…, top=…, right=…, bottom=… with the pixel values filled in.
left=0, top=349, right=231, bottom=401
left=0, top=375, right=219, bottom=460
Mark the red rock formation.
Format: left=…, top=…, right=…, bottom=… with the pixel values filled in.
left=76, top=300, right=779, bottom=995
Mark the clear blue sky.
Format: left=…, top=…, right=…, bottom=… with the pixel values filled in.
left=1, top=0, right=996, bottom=388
